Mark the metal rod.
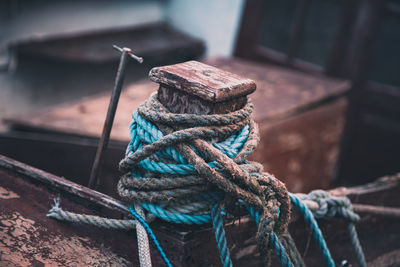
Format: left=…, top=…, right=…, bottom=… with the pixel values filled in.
left=88, top=46, right=142, bottom=188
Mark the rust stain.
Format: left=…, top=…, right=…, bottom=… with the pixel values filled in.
left=0, top=186, right=19, bottom=199
left=0, top=212, right=129, bottom=266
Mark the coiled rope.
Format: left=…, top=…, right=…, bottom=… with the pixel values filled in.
left=118, top=94, right=291, bottom=266
left=47, top=93, right=366, bottom=267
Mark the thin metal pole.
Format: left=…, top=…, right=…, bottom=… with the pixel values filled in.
left=88, top=46, right=143, bottom=188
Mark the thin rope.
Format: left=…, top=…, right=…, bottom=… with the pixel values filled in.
left=211, top=203, right=233, bottom=267
left=295, top=191, right=367, bottom=267
left=130, top=204, right=172, bottom=267
left=134, top=202, right=153, bottom=267
left=290, top=194, right=335, bottom=267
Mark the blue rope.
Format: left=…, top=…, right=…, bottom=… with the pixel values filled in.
left=347, top=223, right=367, bottom=267
left=129, top=204, right=173, bottom=267
left=124, top=101, right=362, bottom=267
left=245, top=204, right=294, bottom=267
left=141, top=202, right=211, bottom=224
left=269, top=232, right=293, bottom=267
left=211, top=203, right=233, bottom=267
left=124, top=111, right=249, bottom=226
left=289, top=194, right=335, bottom=267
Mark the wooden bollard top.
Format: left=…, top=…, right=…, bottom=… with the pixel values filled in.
left=149, top=61, right=256, bottom=114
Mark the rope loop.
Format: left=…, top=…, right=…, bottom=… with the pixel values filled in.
left=119, top=94, right=291, bottom=265
left=298, top=190, right=360, bottom=222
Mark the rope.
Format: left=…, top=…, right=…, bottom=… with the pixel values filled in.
left=118, top=95, right=291, bottom=266
left=47, top=198, right=137, bottom=230
left=46, top=93, right=367, bottom=267
left=245, top=203, right=293, bottom=267
left=130, top=204, right=172, bottom=267
left=290, top=194, right=335, bottom=267
left=279, top=232, right=306, bottom=267
left=134, top=202, right=153, bottom=267
left=295, top=191, right=367, bottom=267
left=348, top=223, right=367, bottom=267
left=211, top=203, right=233, bottom=267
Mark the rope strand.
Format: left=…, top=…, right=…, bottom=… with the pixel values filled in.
left=47, top=94, right=366, bottom=267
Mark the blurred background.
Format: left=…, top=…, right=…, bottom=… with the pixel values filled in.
left=0, top=0, right=399, bottom=195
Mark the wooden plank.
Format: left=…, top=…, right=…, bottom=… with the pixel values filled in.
left=12, top=23, right=205, bottom=63
left=207, top=58, right=349, bottom=122
left=149, top=60, right=256, bottom=102
left=4, top=80, right=158, bottom=142
left=251, top=98, right=348, bottom=192
left=4, top=57, right=349, bottom=141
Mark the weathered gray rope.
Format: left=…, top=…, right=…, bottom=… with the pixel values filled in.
left=135, top=202, right=152, bottom=267
left=47, top=199, right=137, bottom=229
left=47, top=199, right=154, bottom=267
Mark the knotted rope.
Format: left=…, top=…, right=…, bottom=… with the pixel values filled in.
left=118, top=94, right=291, bottom=266
left=47, top=93, right=366, bottom=267
left=296, top=191, right=367, bottom=267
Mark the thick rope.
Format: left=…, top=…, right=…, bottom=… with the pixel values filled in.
left=46, top=93, right=366, bottom=267
left=118, top=95, right=291, bottom=266
left=290, top=194, right=335, bottom=267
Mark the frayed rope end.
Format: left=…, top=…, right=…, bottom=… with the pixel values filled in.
left=47, top=197, right=63, bottom=218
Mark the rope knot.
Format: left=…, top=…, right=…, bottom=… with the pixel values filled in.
left=118, top=94, right=291, bottom=263
left=304, top=190, right=359, bottom=222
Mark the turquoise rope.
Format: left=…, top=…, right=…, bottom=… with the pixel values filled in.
left=124, top=104, right=364, bottom=267
left=141, top=202, right=211, bottom=224
left=245, top=204, right=293, bottom=267
left=211, top=203, right=233, bottom=267
left=126, top=111, right=249, bottom=225
left=289, top=194, right=335, bottom=267
left=129, top=204, right=173, bottom=267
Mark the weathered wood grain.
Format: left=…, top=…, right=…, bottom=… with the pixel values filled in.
left=149, top=60, right=256, bottom=102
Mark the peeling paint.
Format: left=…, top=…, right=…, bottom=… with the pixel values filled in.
left=0, top=212, right=129, bottom=266
left=0, top=186, right=19, bottom=199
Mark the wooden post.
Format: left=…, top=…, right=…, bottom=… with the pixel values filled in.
left=146, top=60, right=262, bottom=266
left=149, top=60, right=256, bottom=114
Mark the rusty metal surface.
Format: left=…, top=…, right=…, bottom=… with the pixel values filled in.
left=0, top=156, right=399, bottom=266
left=12, top=23, right=205, bottom=63
left=0, top=167, right=139, bottom=266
